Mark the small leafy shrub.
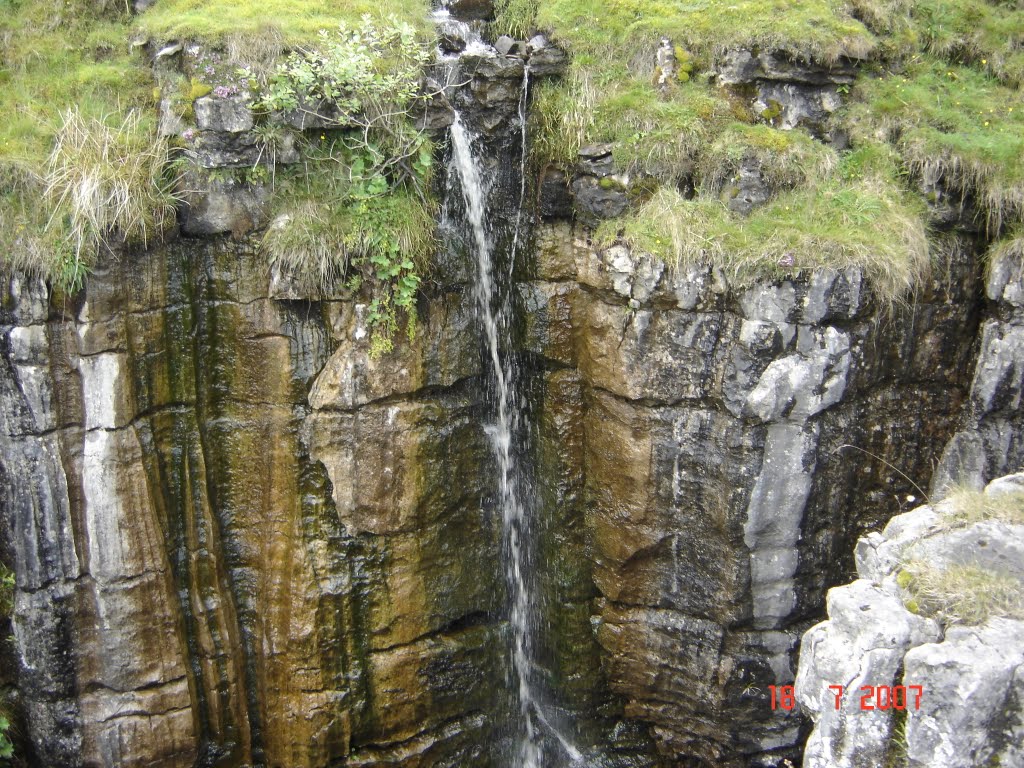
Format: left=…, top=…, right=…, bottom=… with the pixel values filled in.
left=251, top=16, right=436, bottom=354
left=0, top=713, right=12, bottom=762
left=0, top=565, right=12, bottom=618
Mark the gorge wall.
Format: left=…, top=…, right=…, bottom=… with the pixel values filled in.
left=2, top=24, right=1023, bottom=768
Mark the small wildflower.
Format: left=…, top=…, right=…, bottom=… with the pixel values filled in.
left=982, top=58, right=987, bottom=65
left=182, top=128, right=196, bottom=141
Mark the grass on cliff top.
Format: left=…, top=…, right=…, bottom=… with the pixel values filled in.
left=943, top=486, right=1024, bottom=528
left=915, top=0, right=1024, bottom=87
left=137, top=0, right=434, bottom=47
left=535, top=0, right=877, bottom=65
left=595, top=143, right=929, bottom=300
left=847, top=58, right=1024, bottom=230
left=0, top=0, right=166, bottom=284
left=897, top=488, right=1024, bottom=626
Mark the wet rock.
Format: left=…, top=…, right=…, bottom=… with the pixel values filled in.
left=578, top=143, right=615, bottom=176
left=525, top=221, right=981, bottom=765
left=572, top=175, right=628, bottom=221
left=444, top=0, right=494, bottom=22
left=179, top=172, right=270, bottom=236
left=526, top=35, right=568, bottom=77
left=538, top=167, right=573, bottom=219
left=190, top=129, right=262, bottom=167
left=934, top=244, right=1024, bottom=491
left=494, top=35, right=525, bottom=58
left=0, top=236, right=505, bottom=768
left=717, top=49, right=858, bottom=87
left=716, top=49, right=857, bottom=133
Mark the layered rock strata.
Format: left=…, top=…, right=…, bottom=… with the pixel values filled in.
left=522, top=218, right=983, bottom=766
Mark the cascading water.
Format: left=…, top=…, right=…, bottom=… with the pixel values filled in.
left=449, top=114, right=582, bottom=768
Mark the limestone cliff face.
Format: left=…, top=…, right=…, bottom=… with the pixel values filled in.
left=0, top=241, right=504, bottom=767
left=0, top=36, right=1019, bottom=768
left=795, top=473, right=1024, bottom=768
left=521, top=215, right=987, bottom=766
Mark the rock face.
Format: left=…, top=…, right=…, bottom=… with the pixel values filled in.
left=0, top=238, right=507, bottom=768
left=521, top=219, right=984, bottom=766
left=0, top=36, right=1018, bottom=768
left=795, top=475, right=1024, bottom=768
left=934, top=246, right=1024, bottom=492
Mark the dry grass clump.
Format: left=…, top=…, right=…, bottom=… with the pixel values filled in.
left=42, top=109, right=178, bottom=288
left=896, top=487, right=1023, bottom=625
left=944, top=487, right=1024, bottom=528
left=899, top=560, right=1023, bottom=625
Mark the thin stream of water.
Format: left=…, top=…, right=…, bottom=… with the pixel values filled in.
left=449, top=114, right=581, bottom=768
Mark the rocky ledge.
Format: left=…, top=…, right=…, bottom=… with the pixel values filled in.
left=795, top=474, right=1024, bottom=768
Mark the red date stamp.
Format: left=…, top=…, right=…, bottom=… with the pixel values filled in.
left=769, top=684, right=924, bottom=711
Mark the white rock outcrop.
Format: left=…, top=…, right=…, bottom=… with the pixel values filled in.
left=795, top=474, right=1024, bottom=768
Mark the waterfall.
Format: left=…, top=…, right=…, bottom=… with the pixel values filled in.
left=449, top=114, right=581, bottom=767
left=508, top=64, right=530, bottom=278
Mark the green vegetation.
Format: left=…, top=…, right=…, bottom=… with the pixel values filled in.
left=251, top=16, right=436, bottom=354
left=535, top=0, right=876, bottom=65
left=596, top=160, right=927, bottom=298
left=524, top=0, right=1023, bottom=302
left=915, top=0, right=1024, bottom=87
left=0, top=0, right=166, bottom=288
left=0, top=565, right=12, bottom=619
left=2, top=0, right=435, bottom=354
left=896, top=489, right=1024, bottom=626
left=138, top=0, right=432, bottom=49
left=0, top=712, right=11, bottom=763
left=848, top=60, right=1024, bottom=229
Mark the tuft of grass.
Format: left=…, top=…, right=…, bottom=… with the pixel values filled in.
left=137, top=0, right=434, bottom=51
left=900, top=560, right=1024, bottom=626
left=914, top=0, right=1024, bottom=87
left=262, top=162, right=435, bottom=294
left=594, top=152, right=929, bottom=302
left=943, top=486, right=1024, bottom=528
left=42, top=109, right=178, bottom=289
left=846, top=58, right=1024, bottom=231
left=493, top=0, right=541, bottom=38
